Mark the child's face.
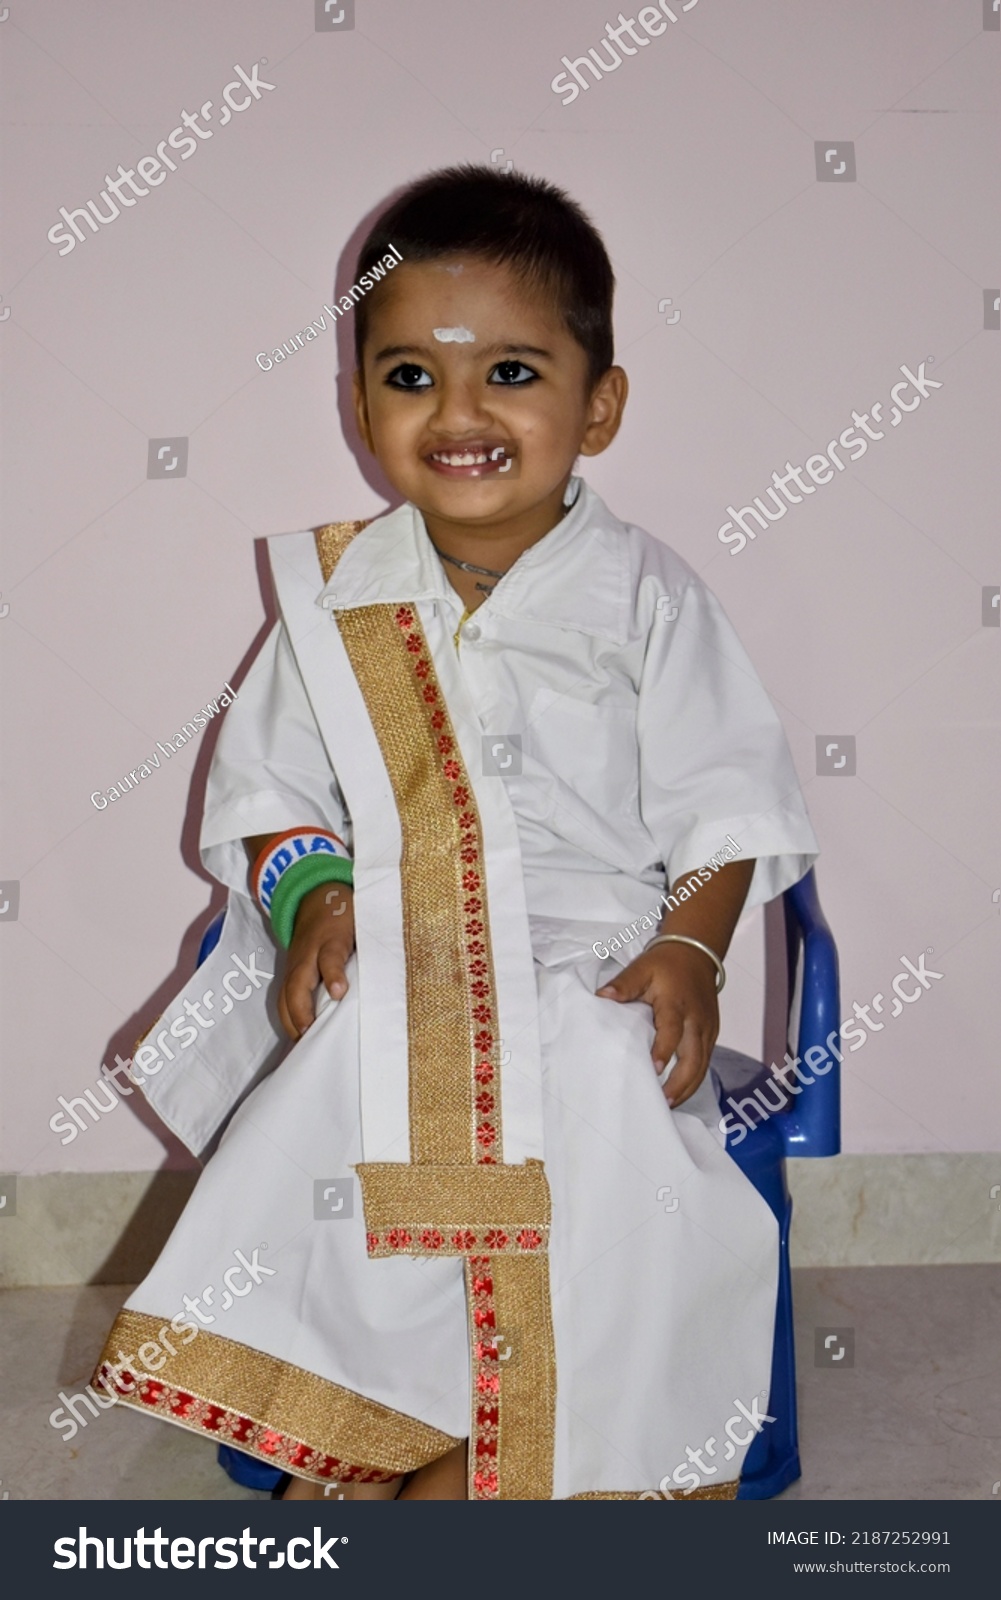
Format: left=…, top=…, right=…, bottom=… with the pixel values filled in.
left=353, top=258, right=626, bottom=538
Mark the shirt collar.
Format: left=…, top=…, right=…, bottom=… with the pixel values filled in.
left=315, top=477, right=630, bottom=644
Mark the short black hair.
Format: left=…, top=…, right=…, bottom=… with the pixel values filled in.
left=353, top=164, right=615, bottom=388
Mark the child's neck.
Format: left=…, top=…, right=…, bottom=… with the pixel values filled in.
left=421, top=483, right=571, bottom=612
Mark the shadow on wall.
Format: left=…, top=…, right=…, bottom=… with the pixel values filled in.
left=95, top=179, right=410, bottom=1176
left=93, top=1172, right=199, bottom=1286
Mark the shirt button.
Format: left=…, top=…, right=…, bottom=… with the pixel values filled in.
left=462, top=621, right=482, bottom=643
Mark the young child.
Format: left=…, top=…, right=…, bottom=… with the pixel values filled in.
left=94, top=166, right=817, bottom=1502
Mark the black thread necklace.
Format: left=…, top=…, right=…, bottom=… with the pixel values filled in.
left=432, top=543, right=508, bottom=595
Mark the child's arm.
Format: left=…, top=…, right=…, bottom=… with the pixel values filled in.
left=596, top=858, right=754, bottom=1109
left=245, top=833, right=356, bottom=1042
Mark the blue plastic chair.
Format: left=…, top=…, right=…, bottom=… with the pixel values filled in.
left=713, top=867, right=840, bottom=1498
left=201, top=868, right=840, bottom=1498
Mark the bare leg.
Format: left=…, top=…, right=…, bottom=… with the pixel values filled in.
left=396, top=1441, right=467, bottom=1501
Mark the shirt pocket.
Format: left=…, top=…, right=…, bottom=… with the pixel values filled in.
left=524, top=689, right=641, bottom=820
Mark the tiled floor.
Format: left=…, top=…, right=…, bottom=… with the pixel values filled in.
left=1, top=1267, right=998, bottom=1500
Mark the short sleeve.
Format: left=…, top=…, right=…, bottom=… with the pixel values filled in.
left=636, top=576, right=817, bottom=908
left=200, top=621, right=351, bottom=892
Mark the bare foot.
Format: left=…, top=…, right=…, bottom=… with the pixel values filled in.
left=281, top=1476, right=326, bottom=1501
left=397, top=1441, right=467, bottom=1500
left=282, top=1474, right=402, bottom=1501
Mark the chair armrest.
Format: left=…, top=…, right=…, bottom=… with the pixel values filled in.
left=780, top=870, right=841, bottom=1157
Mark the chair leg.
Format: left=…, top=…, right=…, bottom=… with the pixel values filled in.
left=737, top=1190, right=801, bottom=1499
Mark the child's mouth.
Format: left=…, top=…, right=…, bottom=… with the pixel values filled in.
left=424, top=443, right=519, bottom=479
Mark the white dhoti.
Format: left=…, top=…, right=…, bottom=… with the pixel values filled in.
left=95, top=484, right=816, bottom=1499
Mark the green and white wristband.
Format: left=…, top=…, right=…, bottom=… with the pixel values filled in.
left=251, top=829, right=354, bottom=949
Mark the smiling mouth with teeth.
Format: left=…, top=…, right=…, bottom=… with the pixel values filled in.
left=426, top=444, right=518, bottom=476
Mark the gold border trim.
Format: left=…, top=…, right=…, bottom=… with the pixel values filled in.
left=569, top=1482, right=740, bottom=1501
left=336, top=601, right=500, bottom=1165
left=92, top=1309, right=460, bottom=1481
left=487, top=1255, right=557, bottom=1501
left=357, top=1159, right=550, bottom=1256
left=315, top=519, right=372, bottom=583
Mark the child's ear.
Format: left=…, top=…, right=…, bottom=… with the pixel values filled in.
left=352, top=368, right=375, bottom=453
left=578, top=366, right=628, bottom=458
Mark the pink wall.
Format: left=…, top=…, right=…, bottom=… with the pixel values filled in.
left=2, top=0, right=997, bottom=1173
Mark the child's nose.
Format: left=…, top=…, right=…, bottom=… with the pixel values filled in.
left=429, top=373, right=492, bottom=433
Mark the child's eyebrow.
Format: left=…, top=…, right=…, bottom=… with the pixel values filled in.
left=372, top=341, right=554, bottom=364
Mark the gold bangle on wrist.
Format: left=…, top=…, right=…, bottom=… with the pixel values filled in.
left=645, top=933, right=726, bottom=993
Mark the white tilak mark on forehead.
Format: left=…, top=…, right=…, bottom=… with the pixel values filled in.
left=433, top=326, right=476, bottom=343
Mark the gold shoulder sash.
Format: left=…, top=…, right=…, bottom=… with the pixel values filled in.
left=314, top=520, right=556, bottom=1501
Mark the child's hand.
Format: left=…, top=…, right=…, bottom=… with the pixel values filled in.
left=278, top=881, right=356, bottom=1041
left=596, top=942, right=719, bottom=1108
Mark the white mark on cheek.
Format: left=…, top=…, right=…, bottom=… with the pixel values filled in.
left=433, top=326, right=476, bottom=343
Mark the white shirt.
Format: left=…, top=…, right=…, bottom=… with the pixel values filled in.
left=201, top=479, right=817, bottom=962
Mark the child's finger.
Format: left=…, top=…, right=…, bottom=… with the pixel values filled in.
left=281, top=956, right=321, bottom=1040
left=317, top=941, right=352, bottom=1005
left=648, top=994, right=685, bottom=1074
left=595, top=954, right=652, bottom=1003
left=661, top=1024, right=714, bottom=1108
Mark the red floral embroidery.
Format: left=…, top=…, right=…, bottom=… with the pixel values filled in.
left=393, top=603, right=527, bottom=1498
left=99, top=1367, right=397, bottom=1483
left=365, top=1225, right=544, bottom=1258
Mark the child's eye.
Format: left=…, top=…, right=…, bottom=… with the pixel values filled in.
left=386, top=363, right=433, bottom=390
left=489, top=361, right=538, bottom=386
